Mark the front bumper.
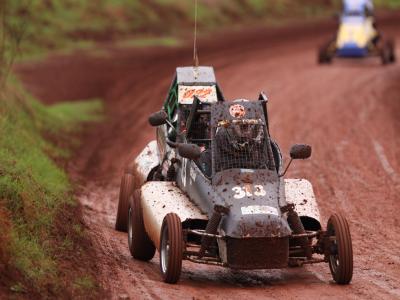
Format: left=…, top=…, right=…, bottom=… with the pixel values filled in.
left=337, top=43, right=368, bottom=57
left=218, top=237, right=289, bottom=269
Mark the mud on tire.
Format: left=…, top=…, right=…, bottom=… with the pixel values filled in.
left=160, top=213, right=183, bottom=284
left=115, top=173, right=134, bottom=232
left=128, top=190, right=156, bottom=261
left=327, top=213, right=353, bottom=285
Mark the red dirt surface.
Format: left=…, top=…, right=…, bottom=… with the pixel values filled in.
left=16, top=14, right=400, bottom=299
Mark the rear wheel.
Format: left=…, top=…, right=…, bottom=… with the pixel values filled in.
left=381, top=40, right=395, bottom=65
left=160, top=213, right=183, bottom=284
left=115, top=173, right=134, bottom=232
left=326, top=213, right=353, bottom=284
left=128, top=190, right=155, bottom=261
left=388, top=40, right=396, bottom=63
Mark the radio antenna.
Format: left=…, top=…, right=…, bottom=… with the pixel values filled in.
left=193, top=0, right=199, bottom=76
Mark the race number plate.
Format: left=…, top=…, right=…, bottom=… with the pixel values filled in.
left=241, top=205, right=279, bottom=216
left=178, top=85, right=218, bottom=104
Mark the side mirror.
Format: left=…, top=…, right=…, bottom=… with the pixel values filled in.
left=149, top=110, right=168, bottom=127
left=279, top=144, right=312, bottom=177
left=178, top=143, right=201, bottom=160
left=290, top=144, right=312, bottom=160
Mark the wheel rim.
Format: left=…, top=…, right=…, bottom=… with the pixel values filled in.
left=128, top=207, right=133, bottom=249
left=329, top=234, right=339, bottom=274
left=328, top=222, right=340, bottom=276
left=160, top=225, right=170, bottom=274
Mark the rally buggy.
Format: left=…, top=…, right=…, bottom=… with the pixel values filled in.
left=318, top=10, right=395, bottom=65
left=115, top=66, right=353, bottom=285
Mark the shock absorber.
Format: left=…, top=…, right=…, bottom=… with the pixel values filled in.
left=198, top=205, right=229, bottom=258
left=284, top=204, right=312, bottom=259
left=166, top=158, right=179, bottom=181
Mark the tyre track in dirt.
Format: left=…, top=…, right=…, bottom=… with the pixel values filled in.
left=16, top=14, right=400, bottom=299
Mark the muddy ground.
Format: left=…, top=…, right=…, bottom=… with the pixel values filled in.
left=16, top=14, right=400, bottom=300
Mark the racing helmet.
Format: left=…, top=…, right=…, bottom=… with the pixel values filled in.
left=227, top=99, right=264, bottom=141
left=231, top=121, right=264, bottom=141
left=232, top=123, right=255, bottom=139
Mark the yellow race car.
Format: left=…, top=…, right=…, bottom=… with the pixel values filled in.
left=318, top=12, right=395, bottom=65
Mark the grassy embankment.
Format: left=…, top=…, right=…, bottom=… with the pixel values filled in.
left=1, top=3, right=103, bottom=297
left=0, top=78, right=103, bottom=297
left=0, top=3, right=101, bottom=292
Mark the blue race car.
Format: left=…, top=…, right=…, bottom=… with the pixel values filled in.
left=318, top=11, right=395, bottom=65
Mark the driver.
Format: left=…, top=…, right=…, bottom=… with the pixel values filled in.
left=232, top=123, right=260, bottom=141
left=342, top=0, right=379, bottom=44
left=215, top=121, right=267, bottom=171
left=343, top=0, right=374, bottom=16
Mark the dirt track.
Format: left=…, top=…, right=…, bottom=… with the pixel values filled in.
left=17, top=15, right=400, bottom=300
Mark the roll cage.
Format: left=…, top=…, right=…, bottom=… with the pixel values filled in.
left=163, top=66, right=224, bottom=142
left=209, top=100, right=276, bottom=178
left=185, top=96, right=281, bottom=179
left=161, top=67, right=282, bottom=179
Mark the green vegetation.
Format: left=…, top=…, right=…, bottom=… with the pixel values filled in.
left=117, top=36, right=182, bottom=48
left=375, top=0, right=400, bottom=8
left=2, top=0, right=398, bottom=61
left=73, top=275, right=97, bottom=291
left=0, top=79, right=102, bottom=296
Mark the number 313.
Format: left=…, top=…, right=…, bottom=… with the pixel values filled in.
left=232, top=185, right=266, bottom=199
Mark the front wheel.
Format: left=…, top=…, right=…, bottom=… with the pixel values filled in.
left=160, top=213, right=183, bottom=284
left=318, top=40, right=335, bottom=64
left=326, top=213, right=353, bottom=284
left=318, top=47, right=332, bottom=64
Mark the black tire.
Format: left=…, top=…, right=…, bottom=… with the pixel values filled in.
left=327, top=213, right=353, bottom=285
left=318, top=47, right=331, bottom=64
left=318, top=40, right=334, bottom=64
left=388, top=40, right=396, bottom=63
left=159, top=213, right=183, bottom=284
left=128, top=191, right=156, bottom=261
left=115, top=173, right=134, bottom=232
left=381, top=41, right=392, bottom=65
